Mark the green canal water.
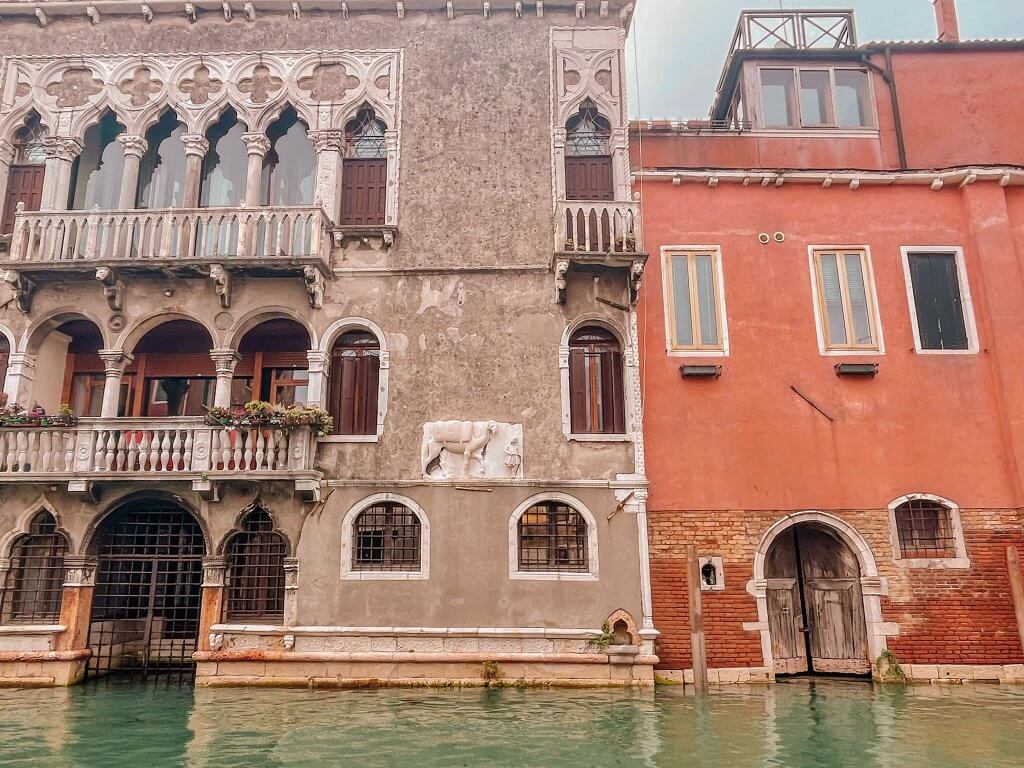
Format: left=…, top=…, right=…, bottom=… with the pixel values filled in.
left=1, top=679, right=1022, bottom=767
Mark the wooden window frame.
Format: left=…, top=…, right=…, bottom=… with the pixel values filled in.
left=754, top=65, right=877, bottom=132
left=900, top=246, right=979, bottom=356
left=567, top=326, right=626, bottom=437
left=808, top=246, right=884, bottom=356
left=661, top=246, right=728, bottom=356
left=887, top=493, right=970, bottom=569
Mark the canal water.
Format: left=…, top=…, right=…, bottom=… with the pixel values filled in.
left=1, top=679, right=1022, bottom=767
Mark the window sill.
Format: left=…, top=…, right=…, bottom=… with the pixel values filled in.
left=912, top=348, right=979, bottom=356
left=567, top=433, right=633, bottom=443
left=666, top=349, right=728, bottom=358
left=341, top=571, right=428, bottom=581
left=319, top=434, right=381, bottom=443
left=510, top=572, right=598, bottom=582
left=0, top=624, right=65, bottom=634
left=893, top=557, right=971, bottom=570
left=819, top=348, right=883, bottom=357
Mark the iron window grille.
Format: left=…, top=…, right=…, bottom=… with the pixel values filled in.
left=894, top=499, right=957, bottom=558
left=345, top=106, right=388, bottom=159
left=566, top=100, right=612, bottom=157
left=223, top=509, right=288, bottom=623
left=352, top=503, right=421, bottom=571
left=518, top=502, right=589, bottom=573
left=0, top=512, right=67, bottom=624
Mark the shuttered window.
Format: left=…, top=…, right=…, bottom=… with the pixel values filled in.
left=341, top=159, right=387, bottom=225
left=666, top=250, right=724, bottom=352
left=329, top=331, right=381, bottom=435
left=906, top=251, right=971, bottom=351
left=568, top=327, right=625, bottom=435
left=2, top=166, right=45, bottom=234
left=812, top=248, right=879, bottom=351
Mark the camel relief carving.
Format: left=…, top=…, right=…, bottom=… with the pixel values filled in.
left=420, top=420, right=524, bottom=480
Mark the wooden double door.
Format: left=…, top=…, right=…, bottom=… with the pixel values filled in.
left=765, top=523, right=870, bottom=675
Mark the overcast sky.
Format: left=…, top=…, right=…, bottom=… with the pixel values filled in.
left=626, top=0, right=1024, bottom=119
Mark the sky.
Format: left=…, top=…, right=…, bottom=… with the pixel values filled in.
left=625, top=0, right=1024, bottom=119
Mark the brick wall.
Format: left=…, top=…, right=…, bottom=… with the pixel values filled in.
left=649, top=508, right=1024, bottom=670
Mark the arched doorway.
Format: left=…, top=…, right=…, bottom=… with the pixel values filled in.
left=86, top=497, right=206, bottom=682
left=764, top=522, right=870, bottom=676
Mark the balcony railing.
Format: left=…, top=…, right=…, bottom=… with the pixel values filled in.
left=0, top=418, right=315, bottom=478
left=6, top=205, right=330, bottom=266
left=559, top=200, right=640, bottom=255
left=729, top=10, right=857, bottom=55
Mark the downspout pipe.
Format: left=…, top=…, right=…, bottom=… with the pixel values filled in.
left=861, top=47, right=908, bottom=170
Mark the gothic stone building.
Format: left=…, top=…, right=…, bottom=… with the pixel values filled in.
left=0, top=0, right=655, bottom=686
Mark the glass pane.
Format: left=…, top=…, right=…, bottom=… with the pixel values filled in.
left=760, top=70, right=797, bottom=128
left=835, top=70, right=874, bottom=128
left=230, top=377, right=253, bottom=407
left=146, top=378, right=214, bottom=416
left=201, top=112, right=248, bottom=208
left=799, top=70, right=833, bottom=126
left=695, top=255, right=719, bottom=347
left=137, top=112, right=187, bottom=209
left=844, top=253, right=873, bottom=345
left=68, top=112, right=125, bottom=210
left=819, top=254, right=848, bottom=345
left=671, top=255, right=694, bottom=346
left=261, top=108, right=316, bottom=206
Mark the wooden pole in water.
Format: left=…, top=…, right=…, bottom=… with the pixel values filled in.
left=686, top=544, right=708, bottom=692
left=1007, top=546, right=1024, bottom=657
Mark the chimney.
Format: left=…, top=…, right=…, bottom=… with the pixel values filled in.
left=931, top=0, right=961, bottom=43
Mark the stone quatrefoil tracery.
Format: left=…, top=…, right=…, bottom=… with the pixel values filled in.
left=44, top=67, right=104, bottom=108
left=237, top=64, right=284, bottom=104
left=118, top=66, right=164, bottom=107
left=179, top=66, right=224, bottom=106
left=297, top=64, right=360, bottom=102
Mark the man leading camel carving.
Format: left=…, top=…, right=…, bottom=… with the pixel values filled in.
left=421, top=420, right=498, bottom=478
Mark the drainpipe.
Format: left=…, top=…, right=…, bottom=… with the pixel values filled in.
left=861, top=48, right=908, bottom=170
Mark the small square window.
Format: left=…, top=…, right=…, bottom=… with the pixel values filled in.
left=811, top=248, right=881, bottom=352
left=664, top=249, right=726, bottom=354
left=760, top=69, right=798, bottom=128
left=893, top=500, right=956, bottom=558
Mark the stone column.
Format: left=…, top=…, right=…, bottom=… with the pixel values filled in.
left=181, top=133, right=210, bottom=209
left=116, top=134, right=148, bottom=210
left=209, top=349, right=241, bottom=408
left=309, top=130, right=345, bottom=223
left=0, top=140, right=15, bottom=214
left=57, top=556, right=97, bottom=660
left=96, top=350, right=133, bottom=418
left=241, top=133, right=270, bottom=207
left=3, top=353, right=37, bottom=407
left=283, top=557, right=298, bottom=626
left=305, top=349, right=329, bottom=408
left=0, top=556, right=9, bottom=622
left=198, top=556, right=226, bottom=652
left=41, top=137, right=84, bottom=211
left=610, top=126, right=630, bottom=200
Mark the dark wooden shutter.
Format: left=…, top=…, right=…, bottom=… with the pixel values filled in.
left=565, top=156, right=614, bottom=201
left=568, top=348, right=588, bottom=434
left=2, top=165, right=45, bottom=234
left=909, top=253, right=968, bottom=350
left=329, top=344, right=380, bottom=435
left=601, top=349, right=625, bottom=434
left=341, top=159, right=387, bottom=226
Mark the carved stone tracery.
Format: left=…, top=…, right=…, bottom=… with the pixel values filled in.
left=298, top=64, right=360, bottom=102
left=179, top=65, right=223, bottom=106
left=44, top=67, right=103, bottom=108
left=118, top=66, right=163, bottom=107
left=237, top=64, right=283, bottom=104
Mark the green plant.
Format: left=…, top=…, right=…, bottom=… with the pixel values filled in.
left=587, top=621, right=615, bottom=651
left=875, top=650, right=907, bottom=683
left=203, top=401, right=333, bottom=435
left=481, top=660, right=500, bottom=684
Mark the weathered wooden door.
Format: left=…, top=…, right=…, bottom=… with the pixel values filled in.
left=765, top=524, right=870, bottom=675
left=341, top=158, right=387, bottom=225
left=565, top=155, right=614, bottom=201
left=1, top=164, right=45, bottom=233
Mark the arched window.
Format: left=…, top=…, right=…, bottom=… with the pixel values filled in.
left=1, top=512, right=68, bottom=624
left=328, top=330, right=381, bottom=435
left=351, top=502, right=421, bottom=572
left=136, top=110, right=187, bottom=209
left=341, top=106, right=388, bottom=225
left=893, top=498, right=957, bottom=559
left=261, top=107, right=315, bottom=206
left=200, top=109, right=248, bottom=208
left=2, top=113, right=48, bottom=233
left=564, top=99, right=613, bottom=201
left=568, top=326, right=625, bottom=435
left=517, top=500, right=589, bottom=573
left=68, top=110, right=126, bottom=210
left=223, top=509, right=288, bottom=623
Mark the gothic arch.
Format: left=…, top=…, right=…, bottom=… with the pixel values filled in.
left=0, top=495, right=71, bottom=558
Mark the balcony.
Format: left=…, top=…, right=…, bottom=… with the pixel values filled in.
left=555, top=200, right=646, bottom=304
left=1, top=205, right=332, bottom=312
left=0, top=418, right=320, bottom=500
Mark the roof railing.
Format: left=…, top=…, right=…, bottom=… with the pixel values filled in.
left=729, top=9, right=857, bottom=54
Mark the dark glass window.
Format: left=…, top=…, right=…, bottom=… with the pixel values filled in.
left=517, top=502, right=589, bottom=573
left=907, top=252, right=970, bottom=351
left=223, top=509, right=288, bottom=623
left=352, top=503, right=421, bottom=571
left=565, top=99, right=611, bottom=157
left=568, top=327, right=625, bottom=435
left=1, top=512, right=68, bottom=624
left=894, top=500, right=957, bottom=559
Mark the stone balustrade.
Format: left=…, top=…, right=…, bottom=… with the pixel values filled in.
left=558, top=199, right=640, bottom=254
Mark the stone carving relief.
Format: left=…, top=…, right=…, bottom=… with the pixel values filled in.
left=553, top=47, right=622, bottom=127
left=179, top=65, right=223, bottom=106
left=421, top=420, right=524, bottom=480
left=298, top=64, right=360, bottom=102
left=118, top=66, right=163, bottom=107
left=44, top=67, right=103, bottom=108
left=237, top=64, right=283, bottom=104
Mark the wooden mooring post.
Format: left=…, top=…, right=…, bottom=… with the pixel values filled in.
left=1008, top=546, right=1024, bottom=656
left=686, top=544, right=708, bottom=692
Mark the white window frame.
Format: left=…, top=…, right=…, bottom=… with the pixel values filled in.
left=508, top=492, right=599, bottom=582
left=807, top=245, right=885, bottom=356
left=316, top=317, right=391, bottom=443
left=754, top=65, right=877, bottom=132
left=887, top=493, right=970, bottom=570
left=661, top=245, right=729, bottom=358
left=340, top=493, right=429, bottom=581
left=900, top=246, right=979, bottom=355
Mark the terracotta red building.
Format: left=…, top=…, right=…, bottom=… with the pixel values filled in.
left=635, top=2, right=1024, bottom=683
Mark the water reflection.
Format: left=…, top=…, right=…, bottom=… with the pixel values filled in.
left=0, top=679, right=1021, bottom=767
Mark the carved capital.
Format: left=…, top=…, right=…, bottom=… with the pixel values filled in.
left=63, top=556, right=98, bottom=587
left=309, top=130, right=345, bottom=154
left=305, top=349, right=329, bottom=373
left=117, top=133, right=148, bottom=159
left=202, top=556, right=226, bottom=587
left=241, top=132, right=271, bottom=158
left=181, top=133, right=210, bottom=158
left=97, top=349, right=134, bottom=376
left=283, top=557, right=299, bottom=589
left=43, top=136, right=84, bottom=162
left=210, top=348, right=241, bottom=376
